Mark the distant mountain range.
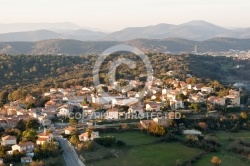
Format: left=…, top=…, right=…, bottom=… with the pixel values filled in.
left=1, top=38, right=250, bottom=55
left=0, top=29, right=107, bottom=42
left=0, top=20, right=250, bottom=42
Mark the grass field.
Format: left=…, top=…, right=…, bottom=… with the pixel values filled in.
left=214, top=131, right=250, bottom=142
left=195, top=152, right=250, bottom=166
left=91, top=142, right=201, bottom=166
left=85, top=131, right=250, bottom=166
left=101, top=131, right=158, bottom=146
left=194, top=131, right=250, bottom=166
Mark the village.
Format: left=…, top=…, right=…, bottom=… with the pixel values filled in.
left=0, top=73, right=244, bottom=165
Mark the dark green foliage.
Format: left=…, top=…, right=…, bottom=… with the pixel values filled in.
left=94, top=136, right=126, bottom=147
left=34, top=142, right=61, bottom=160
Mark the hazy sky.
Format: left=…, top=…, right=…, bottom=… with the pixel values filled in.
left=1, top=0, right=250, bottom=31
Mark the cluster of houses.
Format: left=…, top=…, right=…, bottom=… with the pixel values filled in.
left=0, top=78, right=241, bottom=127
left=0, top=76, right=242, bottom=164
left=0, top=128, right=54, bottom=164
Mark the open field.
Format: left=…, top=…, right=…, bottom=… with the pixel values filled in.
left=84, top=131, right=250, bottom=166
left=214, top=131, right=250, bottom=142
left=195, top=131, right=250, bottom=166
left=91, top=142, right=201, bottom=166
left=195, top=152, right=250, bottom=166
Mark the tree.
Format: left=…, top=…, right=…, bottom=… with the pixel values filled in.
left=12, top=150, right=26, bottom=162
left=240, top=112, right=247, bottom=119
left=211, top=156, right=222, bottom=166
left=0, top=145, right=7, bottom=158
left=26, top=119, right=40, bottom=129
left=22, top=129, right=37, bottom=142
left=16, top=119, right=26, bottom=131
left=86, top=128, right=93, bottom=139
left=70, top=135, right=80, bottom=145
left=5, top=128, right=22, bottom=141
left=0, top=90, right=8, bottom=107
left=189, top=103, right=199, bottom=112
left=198, top=122, right=208, bottom=132
left=34, top=142, right=60, bottom=159
left=176, top=93, right=187, bottom=101
left=69, top=118, right=78, bottom=125
left=147, top=123, right=165, bottom=136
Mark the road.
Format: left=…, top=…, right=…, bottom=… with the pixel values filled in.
left=58, top=138, right=85, bottom=166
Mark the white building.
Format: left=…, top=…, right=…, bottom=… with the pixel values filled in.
left=106, top=108, right=119, bottom=119
left=58, top=105, right=74, bottom=116
left=201, top=87, right=213, bottom=93
left=1, top=135, right=17, bottom=146
left=170, top=100, right=184, bottom=109
left=12, top=141, right=34, bottom=152
left=183, top=129, right=201, bottom=135
left=79, top=131, right=99, bottom=141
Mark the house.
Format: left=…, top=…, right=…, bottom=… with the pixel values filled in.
left=21, top=156, right=32, bottom=163
left=154, top=79, right=163, bottom=86
left=224, top=95, right=240, bottom=105
left=162, top=89, right=169, bottom=95
left=79, top=131, right=99, bottom=141
left=180, top=81, right=188, bottom=89
left=50, top=88, right=57, bottom=94
left=187, top=84, right=193, bottom=90
left=12, top=141, right=34, bottom=152
left=65, top=126, right=75, bottom=135
left=58, top=105, right=74, bottom=116
left=81, top=87, right=91, bottom=94
left=153, top=118, right=169, bottom=127
left=1, top=135, right=17, bottom=146
left=112, top=98, right=138, bottom=106
left=6, top=118, right=19, bottom=128
left=170, top=100, right=184, bottom=109
left=145, top=102, right=161, bottom=112
left=189, top=94, right=204, bottom=103
left=193, top=85, right=202, bottom=91
left=208, top=96, right=225, bottom=106
left=229, top=89, right=240, bottom=96
left=0, top=120, right=7, bottom=128
left=36, top=130, right=53, bottom=145
left=42, top=111, right=57, bottom=119
left=37, top=116, right=51, bottom=126
left=149, top=87, right=161, bottom=94
left=63, top=89, right=76, bottom=97
left=201, top=87, right=213, bottom=93
left=151, top=95, right=157, bottom=100
left=106, top=108, right=119, bottom=119
left=63, top=96, right=85, bottom=104
left=57, top=88, right=65, bottom=93
left=183, top=129, right=201, bottom=135
left=128, top=102, right=143, bottom=114
left=92, top=94, right=123, bottom=104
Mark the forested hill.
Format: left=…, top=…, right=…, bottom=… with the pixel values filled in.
left=0, top=54, right=249, bottom=93
left=1, top=38, right=250, bottom=55
left=0, top=39, right=120, bottom=55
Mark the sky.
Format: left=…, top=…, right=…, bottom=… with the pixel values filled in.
left=1, top=0, right=250, bottom=31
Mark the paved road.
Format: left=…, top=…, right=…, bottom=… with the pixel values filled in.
left=58, top=138, right=85, bottom=166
